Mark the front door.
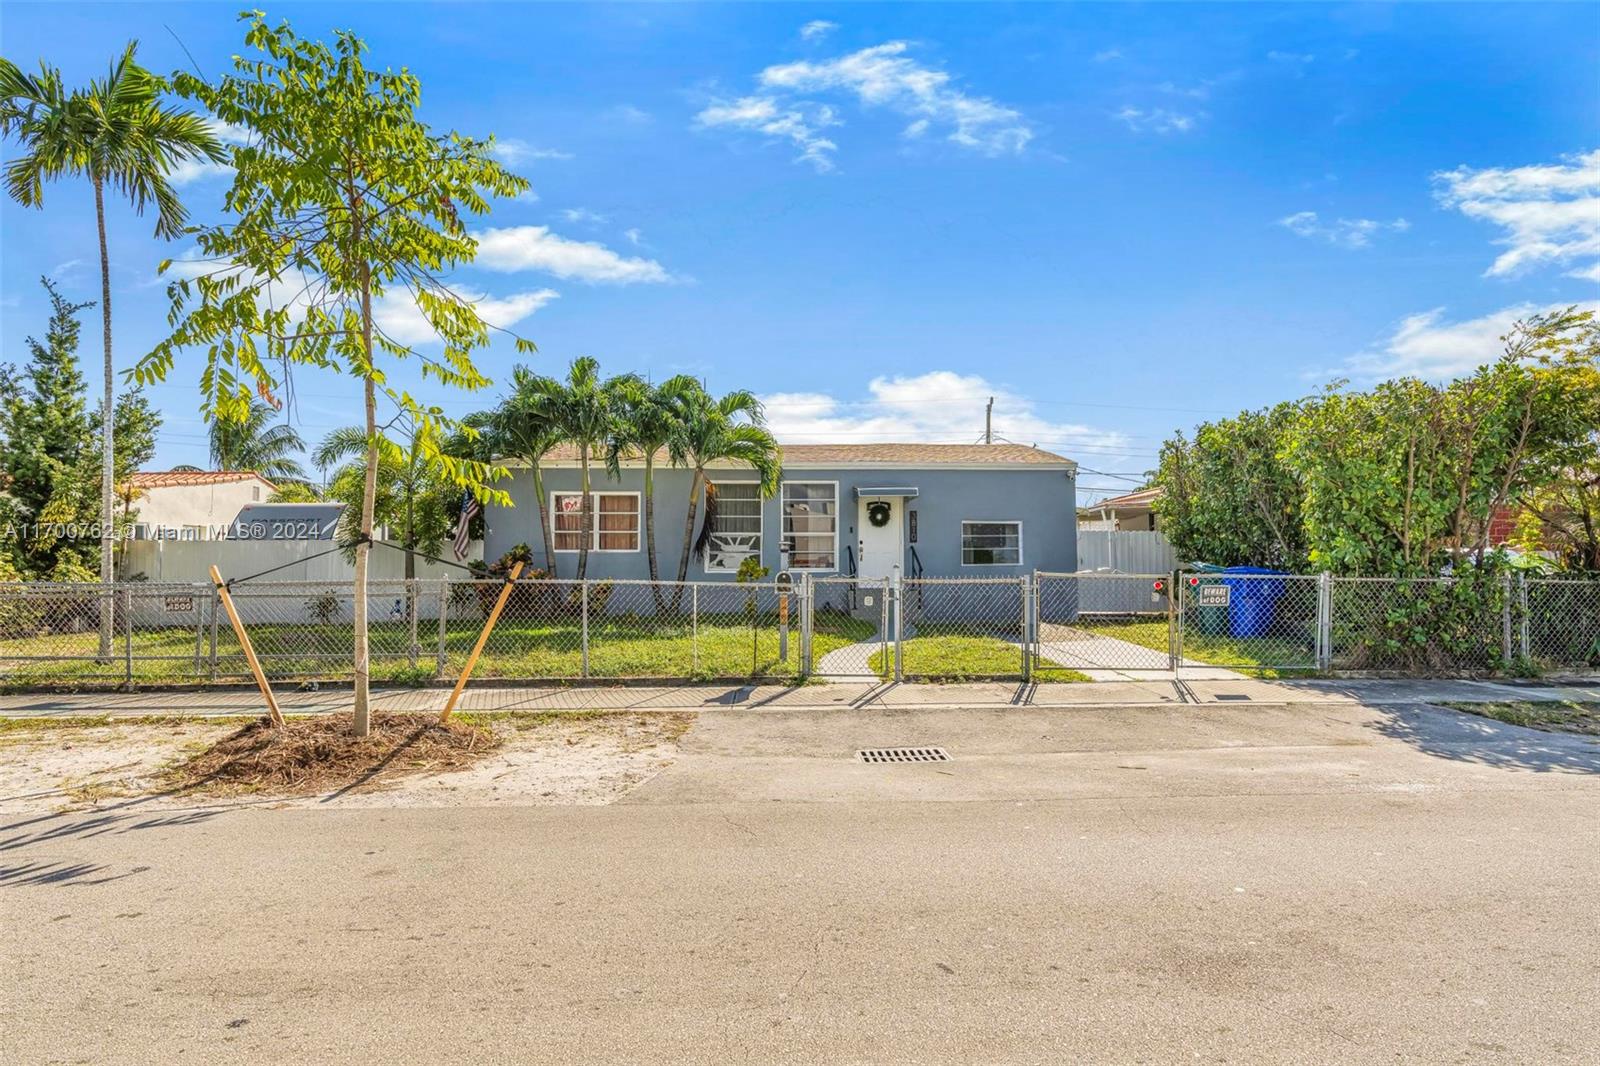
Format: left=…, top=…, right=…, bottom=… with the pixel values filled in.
left=856, top=495, right=903, bottom=583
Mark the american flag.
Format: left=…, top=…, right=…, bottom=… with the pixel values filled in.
left=452, top=490, right=481, bottom=560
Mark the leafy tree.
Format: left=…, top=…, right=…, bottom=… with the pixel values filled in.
left=0, top=278, right=159, bottom=579
left=516, top=358, right=641, bottom=580
left=209, top=398, right=309, bottom=484
left=610, top=375, right=697, bottom=610
left=134, top=14, right=532, bottom=734
left=1151, top=402, right=1308, bottom=570
left=1285, top=310, right=1600, bottom=575
left=671, top=384, right=781, bottom=609
left=1, top=44, right=224, bottom=652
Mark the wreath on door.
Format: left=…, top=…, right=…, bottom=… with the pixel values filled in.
left=866, top=501, right=893, bottom=528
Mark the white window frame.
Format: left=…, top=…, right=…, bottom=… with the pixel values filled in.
left=703, top=479, right=764, bottom=573
left=550, top=490, right=642, bottom=553
left=780, top=480, right=839, bottom=572
left=960, top=519, right=1024, bottom=567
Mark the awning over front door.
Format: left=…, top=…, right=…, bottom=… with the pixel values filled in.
left=853, top=487, right=919, bottom=498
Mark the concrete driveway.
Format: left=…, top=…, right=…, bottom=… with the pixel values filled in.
left=5, top=698, right=1600, bottom=1063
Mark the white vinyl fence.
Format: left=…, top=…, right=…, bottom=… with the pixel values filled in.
left=1076, top=530, right=1177, bottom=574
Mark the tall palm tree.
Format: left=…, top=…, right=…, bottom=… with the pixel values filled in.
left=209, top=398, right=309, bottom=484
left=488, top=366, right=573, bottom=576
left=610, top=375, right=697, bottom=609
left=1, top=44, right=224, bottom=656
left=522, top=358, right=640, bottom=580
left=672, top=385, right=782, bottom=608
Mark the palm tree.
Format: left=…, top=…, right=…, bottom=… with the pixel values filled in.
left=521, top=358, right=640, bottom=580
left=610, top=375, right=697, bottom=609
left=209, top=399, right=309, bottom=484
left=672, top=385, right=782, bottom=608
left=486, top=367, right=573, bottom=576
left=1, top=44, right=224, bottom=656
left=316, top=424, right=459, bottom=657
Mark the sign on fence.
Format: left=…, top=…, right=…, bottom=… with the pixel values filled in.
left=163, top=595, right=195, bottom=612
left=1196, top=584, right=1230, bottom=607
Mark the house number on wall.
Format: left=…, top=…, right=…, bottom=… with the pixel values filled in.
left=908, top=510, right=917, bottom=544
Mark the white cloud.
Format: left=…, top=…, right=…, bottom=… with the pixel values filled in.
left=700, top=40, right=1031, bottom=168
left=623, top=228, right=643, bottom=245
left=472, top=225, right=672, bottom=283
left=800, top=20, right=837, bottom=42
left=373, top=287, right=558, bottom=345
left=1092, top=47, right=1123, bottom=62
left=168, top=119, right=252, bottom=186
left=1114, top=106, right=1200, bottom=135
left=760, top=42, right=1031, bottom=157
left=1268, top=50, right=1315, bottom=67
left=1433, top=149, right=1600, bottom=280
left=561, top=207, right=610, bottom=225
left=758, top=371, right=1129, bottom=459
left=1340, top=300, right=1600, bottom=380
left=1279, top=210, right=1410, bottom=249
left=695, top=95, right=840, bottom=172
left=492, top=139, right=574, bottom=165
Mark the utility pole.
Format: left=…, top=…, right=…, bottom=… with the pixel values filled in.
left=984, top=396, right=994, bottom=444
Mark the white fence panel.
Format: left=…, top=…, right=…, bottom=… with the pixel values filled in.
left=119, top=538, right=479, bottom=584
left=1077, top=530, right=1177, bottom=574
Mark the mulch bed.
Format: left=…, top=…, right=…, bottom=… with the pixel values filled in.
left=163, top=711, right=500, bottom=796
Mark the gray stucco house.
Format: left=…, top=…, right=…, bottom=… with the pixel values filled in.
left=482, top=443, right=1078, bottom=582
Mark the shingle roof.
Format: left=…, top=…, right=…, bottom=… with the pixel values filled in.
left=130, top=470, right=277, bottom=489
left=536, top=442, right=1073, bottom=467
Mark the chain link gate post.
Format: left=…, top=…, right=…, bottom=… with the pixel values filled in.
left=122, top=586, right=134, bottom=691
left=1500, top=571, right=1514, bottom=668
left=1518, top=573, right=1530, bottom=662
left=691, top=583, right=700, bottom=677
left=892, top=567, right=904, bottom=682
left=1172, top=570, right=1185, bottom=677
left=799, top=574, right=814, bottom=678
left=208, top=588, right=220, bottom=681
left=1316, top=572, right=1333, bottom=672
left=1020, top=574, right=1032, bottom=681
left=580, top=579, right=590, bottom=679
left=436, top=576, right=450, bottom=676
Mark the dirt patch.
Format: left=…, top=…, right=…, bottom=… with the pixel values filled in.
left=0, top=710, right=697, bottom=811
left=162, top=711, right=499, bottom=797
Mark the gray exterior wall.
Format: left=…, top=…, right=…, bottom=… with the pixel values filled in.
left=483, top=462, right=1078, bottom=581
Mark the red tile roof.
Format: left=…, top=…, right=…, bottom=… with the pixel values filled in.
left=129, top=470, right=278, bottom=489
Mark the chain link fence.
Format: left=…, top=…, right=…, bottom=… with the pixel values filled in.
left=2, top=572, right=1596, bottom=690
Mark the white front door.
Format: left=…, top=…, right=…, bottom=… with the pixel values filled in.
left=856, top=496, right=902, bottom=583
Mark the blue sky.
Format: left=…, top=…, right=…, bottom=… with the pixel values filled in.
left=2, top=2, right=1597, bottom=502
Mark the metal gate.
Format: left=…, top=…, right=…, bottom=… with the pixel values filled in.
left=1033, top=571, right=1175, bottom=679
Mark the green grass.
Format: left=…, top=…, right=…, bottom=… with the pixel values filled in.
left=1075, top=619, right=1317, bottom=677
left=865, top=623, right=1091, bottom=682
left=1440, top=700, right=1600, bottom=736
left=0, top=613, right=875, bottom=689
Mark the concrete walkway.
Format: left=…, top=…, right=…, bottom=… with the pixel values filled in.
left=2, top=675, right=1595, bottom=718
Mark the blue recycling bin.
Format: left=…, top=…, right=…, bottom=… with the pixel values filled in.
left=1221, top=567, right=1286, bottom=638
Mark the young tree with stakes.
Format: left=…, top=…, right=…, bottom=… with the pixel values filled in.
left=135, top=15, right=533, bottom=735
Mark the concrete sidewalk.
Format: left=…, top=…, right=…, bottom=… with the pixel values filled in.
left=2, top=674, right=1595, bottom=717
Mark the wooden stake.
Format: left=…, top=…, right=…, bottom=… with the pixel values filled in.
left=440, top=561, right=524, bottom=723
left=209, top=565, right=285, bottom=727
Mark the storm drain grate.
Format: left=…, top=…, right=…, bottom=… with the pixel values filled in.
left=857, top=747, right=951, bottom=764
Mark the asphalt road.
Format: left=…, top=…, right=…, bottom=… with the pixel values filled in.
left=5, top=701, right=1600, bottom=1064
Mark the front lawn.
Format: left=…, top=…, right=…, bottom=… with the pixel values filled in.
left=0, top=612, right=877, bottom=688
left=1077, top=619, right=1316, bottom=676
left=867, top=624, right=1091, bottom=682
left=1440, top=700, right=1600, bottom=736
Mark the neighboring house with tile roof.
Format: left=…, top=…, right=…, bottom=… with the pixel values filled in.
left=125, top=471, right=278, bottom=541
left=1078, top=487, right=1162, bottom=532
left=486, top=442, right=1079, bottom=580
